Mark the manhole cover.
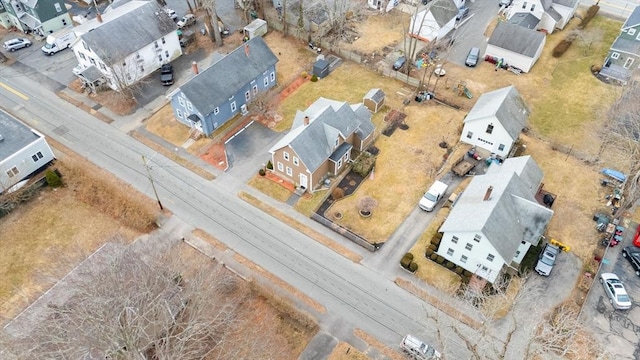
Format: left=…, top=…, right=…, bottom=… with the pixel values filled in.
left=53, top=125, right=69, bottom=136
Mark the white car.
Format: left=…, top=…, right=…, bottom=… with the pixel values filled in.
left=600, top=273, right=632, bottom=310
left=164, top=8, right=177, bottom=21
left=534, top=243, right=560, bottom=276
left=177, top=14, right=196, bottom=29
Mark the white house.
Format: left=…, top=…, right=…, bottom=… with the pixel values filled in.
left=0, top=109, right=55, bottom=193
left=437, top=156, right=553, bottom=284
left=485, top=21, right=546, bottom=73
left=460, top=85, right=529, bottom=158
left=409, top=0, right=458, bottom=42
left=506, top=0, right=579, bottom=34
left=72, top=1, right=181, bottom=91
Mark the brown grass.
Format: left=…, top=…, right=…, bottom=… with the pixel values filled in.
left=328, top=342, right=369, bottom=360
left=342, top=11, right=410, bottom=55
left=144, top=105, right=192, bottom=147
left=247, top=174, right=293, bottom=202
left=353, top=329, right=405, bottom=360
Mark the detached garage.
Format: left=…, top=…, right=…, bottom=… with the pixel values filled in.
left=485, top=22, right=546, bottom=73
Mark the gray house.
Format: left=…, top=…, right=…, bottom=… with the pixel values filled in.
left=600, top=5, right=640, bottom=84
left=0, top=0, right=71, bottom=35
left=169, top=36, right=278, bottom=136
left=437, top=156, right=554, bottom=284
left=485, top=21, right=546, bottom=73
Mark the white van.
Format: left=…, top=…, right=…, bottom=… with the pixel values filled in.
left=419, top=180, right=448, bottom=212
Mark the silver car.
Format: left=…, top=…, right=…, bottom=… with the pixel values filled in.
left=535, top=243, right=560, bottom=276
left=3, top=38, right=32, bottom=52
left=600, top=272, right=632, bottom=310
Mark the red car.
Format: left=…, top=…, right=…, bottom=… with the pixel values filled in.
left=633, top=224, right=640, bottom=247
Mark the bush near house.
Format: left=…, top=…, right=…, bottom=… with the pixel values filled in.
left=351, top=151, right=376, bottom=177
left=400, top=252, right=414, bottom=269
left=578, top=5, right=600, bottom=30
left=553, top=39, right=574, bottom=58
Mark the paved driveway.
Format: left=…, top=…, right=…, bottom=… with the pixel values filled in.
left=448, top=0, right=503, bottom=67
left=225, top=121, right=281, bottom=181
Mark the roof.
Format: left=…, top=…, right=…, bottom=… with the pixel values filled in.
left=364, top=88, right=385, bottom=103
left=79, top=65, right=104, bottom=82
left=0, top=109, right=44, bottom=162
left=552, top=0, right=579, bottom=7
left=269, top=98, right=375, bottom=173
left=79, top=1, right=176, bottom=65
left=464, top=85, right=529, bottom=140
left=623, top=5, right=640, bottom=29
left=428, top=0, right=458, bottom=27
left=244, top=18, right=267, bottom=32
left=508, top=12, right=541, bottom=29
left=546, top=7, right=562, bottom=22
left=73, top=0, right=149, bottom=35
left=610, top=36, right=640, bottom=56
left=440, top=156, right=553, bottom=261
left=177, top=36, right=278, bottom=116
left=541, top=0, right=553, bottom=10
left=599, top=64, right=631, bottom=82
left=488, top=21, right=545, bottom=57
left=19, top=13, right=41, bottom=29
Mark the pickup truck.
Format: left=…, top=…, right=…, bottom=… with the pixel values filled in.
left=452, top=152, right=480, bottom=177
left=400, top=334, right=442, bottom=359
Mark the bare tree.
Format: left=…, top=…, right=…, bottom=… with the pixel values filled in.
left=570, top=27, right=604, bottom=55
left=201, top=0, right=223, bottom=46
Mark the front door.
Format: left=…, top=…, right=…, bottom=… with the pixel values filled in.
left=299, top=173, right=308, bottom=191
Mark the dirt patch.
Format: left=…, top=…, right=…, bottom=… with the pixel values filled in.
left=340, top=10, right=410, bottom=56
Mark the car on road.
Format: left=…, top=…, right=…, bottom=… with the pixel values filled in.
left=400, top=334, right=442, bottom=359
left=3, top=38, right=32, bottom=52
left=622, top=246, right=640, bottom=276
left=535, top=243, right=560, bottom=276
left=600, top=273, right=632, bottom=310
left=177, top=14, right=196, bottom=29
left=456, top=6, right=470, bottom=20
left=160, top=64, right=174, bottom=86
left=393, top=56, right=406, bottom=70
left=465, top=47, right=480, bottom=67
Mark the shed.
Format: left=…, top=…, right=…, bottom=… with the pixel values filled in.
left=363, top=88, right=385, bottom=113
left=243, top=18, right=268, bottom=39
left=313, top=58, right=330, bottom=78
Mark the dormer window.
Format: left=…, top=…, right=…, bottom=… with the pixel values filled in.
left=335, top=139, right=339, bottom=147
left=522, top=1, right=527, bottom=8
left=486, top=124, right=494, bottom=134
left=530, top=4, right=535, bottom=11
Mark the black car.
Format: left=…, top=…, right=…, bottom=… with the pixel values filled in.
left=393, top=56, right=406, bottom=70
left=160, top=64, right=174, bottom=86
left=622, top=246, right=640, bottom=276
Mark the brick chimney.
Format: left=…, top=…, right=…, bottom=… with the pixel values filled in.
left=191, top=61, right=199, bottom=75
left=483, top=186, right=493, bottom=201
left=96, top=12, right=103, bottom=23
left=304, top=116, right=310, bottom=126
left=244, top=43, right=250, bottom=57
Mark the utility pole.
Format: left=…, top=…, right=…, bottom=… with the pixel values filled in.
left=142, top=155, right=164, bottom=211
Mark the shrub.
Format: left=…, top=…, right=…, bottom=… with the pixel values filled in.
left=552, top=39, right=573, bottom=58
left=428, top=243, right=437, bottom=251
left=431, top=232, right=443, bottom=245
left=578, top=5, right=599, bottom=29
left=436, top=256, right=445, bottom=264
left=45, top=169, right=63, bottom=188
left=400, top=254, right=413, bottom=269
left=266, top=160, right=273, bottom=170
left=425, top=248, right=434, bottom=257
left=358, top=196, right=378, bottom=213
left=446, top=262, right=455, bottom=269
left=409, top=262, right=418, bottom=272
left=463, top=270, right=473, bottom=278
left=404, top=252, right=414, bottom=261
left=430, top=253, right=438, bottom=261
left=332, top=187, right=345, bottom=200
left=352, top=152, right=376, bottom=177
left=455, top=266, right=464, bottom=275
left=310, top=74, right=319, bottom=82
left=258, top=168, right=266, bottom=176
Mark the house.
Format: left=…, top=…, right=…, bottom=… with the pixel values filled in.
left=409, top=0, right=458, bottom=42
left=506, top=0, right=579, bottom=34
left=437, top=156, right=554, bottom=284
left=71, top=1, right=181, bottom=91
left=485, top=21, right=546, bottom=73
left=168, top=36, right=278, bottom=136
left=268, top=98, right=375, bottom=193
left=0, top=109, right=55, bottom=193
left=600, top=5, right=640, bottom=84
left=459, top=86, right=528, bottom=158
left=363, top=88, right=385, bottom=113
left=0, top=0, right=71, bottom=35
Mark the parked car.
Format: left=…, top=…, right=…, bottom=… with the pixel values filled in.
left=400, top=334, right=442, bottom=360
left=177, top=14, right=196, bottom=29
left=535, top=243, right=560, bottom=276
left=465, top=47, right=480, bottom=67
left=456, top=6, right=470, bottom=20
left=499, top=0, right=513, bottom=6
left=393, top=56, right=406, bottom=70
left=160, top=64, right=174, bottom=86
left=3, top=38, right=32, bottom=52
left=622, top=246, right=640, bottom=276
left=164, top=8, right=178, bottom=21
left=600, top=273, right=632, bottom=310
left=419, top=180, right=448, bottom=212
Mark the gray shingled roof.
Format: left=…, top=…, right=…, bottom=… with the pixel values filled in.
left=553, top=0, right=578, bottom=7
left=364, top=88, right=385, bottom=104
left=623, top=5, right=640, bottom=29
left=547, top=7, right=562, bottom=21
left=488, top=21, right=545, bottom=57
left=440, top=156, right=553, bottom=261
left=0, top=109, right=42, bottom=161
left=508, top=12, right=541, bottom=29
left=178, top=36, right=278, bottom=117
left=464, top=85, right=529, bottom=141
left=80, top=1, right=176, bottom=65
left=541, top=0, right=553, bottom=10
left=429, top=0, right=458, bottom=27
left=611, top=36, right=640, bottom=55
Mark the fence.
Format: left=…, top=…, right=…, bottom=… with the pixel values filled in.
left=310, top=212, right=378, bottom=252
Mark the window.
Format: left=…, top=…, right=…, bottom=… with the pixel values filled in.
left=31, top=151, right=44, bottom=162
left=624, top=57, right=634, bottom=69
left=214, top=107, right=220, bottom=115
left=498, top=144, right=505, bottom=151
left=522, top=1, right=527, bottom=9
left=465, top=243, right=473, bottom=251
left=79, top=53, right=86, bottom=61
left=474, top=234, right=481, bottom=242
left=162, top=37, right=166, bottom=44
left=335, top=139, right=339, bottom=147
left=6, top=166, right=19, bottom=178
left=83, top=41, right=89, bottom=50
left=460, top=255, right=468, bottom=263
left=337, top=159, right=342, bottom=169
left=263, top=77, right=269, bottom=87
left=530, top=4, right=535, bottom=11
left=487, top=254, right=495, bottom=262
left=286, top=166, right=293, bottom=176
left=230, top=101, right=236, bottom=112
left=154, top=41, right=159, bottom=49
left=165, top=51, right=169, bottom=58
left=245, top=91, right=250, bottom=101
left=466, top=131, right=473, bottom=139
left=62, top=19, right=67, bottom=26
left=136, top=52, right=141, bottom=59
left=158, top=54, right=163, bottom=62
left=293, top=157, right=299, bottom=166
left=452, top=236, right=459, bottom=244
left=89, top=58, right=96, bottom=65
left=54, top=2, right=61, bottom=12
left=252, top=84, right=258, bottom=95
left=176, top=109, right=183, bottom=119
left=100, top=63, right=106, bottom=71
left=283, top=152, right=290, bottom=161
left=178, top=97, right=185, bottom=107
left=486, top=124, right=493, bottom=134
left=447, top=248, right=454, bottom=256
left=139, top=65, right=144, bottom=73
left=270, top=72, right=275, bottom=82
left=611, top=52, right=620, bottom=59
left=277, top=162, right=284, bottom=171
left=187, top=102, right=193, bottom=112
left=628, top=28, right=636, bottom=36
left=637, top=32, right=640, bottom=41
